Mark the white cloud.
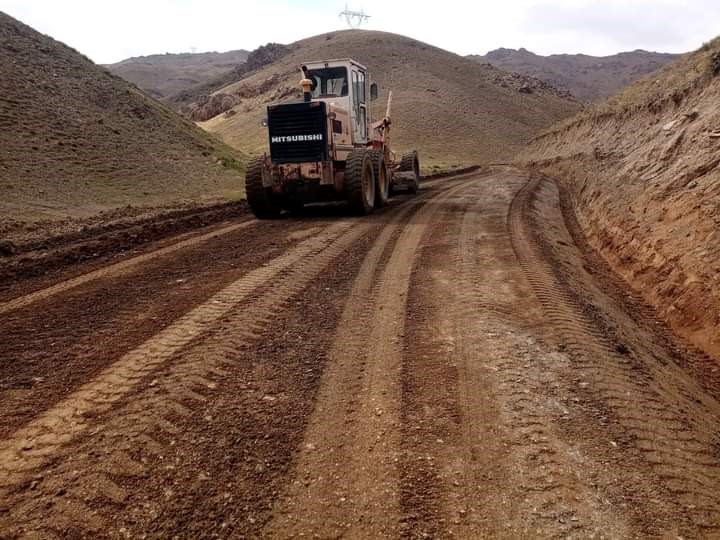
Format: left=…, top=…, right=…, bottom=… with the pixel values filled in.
left=1, top=0, right=718, bottom=63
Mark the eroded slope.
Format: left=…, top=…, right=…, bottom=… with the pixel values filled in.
left=522, top=38, right=720, bottom=358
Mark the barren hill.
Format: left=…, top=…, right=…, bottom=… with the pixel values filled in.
left=521, top=38, right=720, bottom=358
left=0, top=12, right=246, bottom=242
left=105, top=49, right=249, bottom=99
left=470, top=48, right=679, bottom=101
left=195, top=30, right=582, bottom=169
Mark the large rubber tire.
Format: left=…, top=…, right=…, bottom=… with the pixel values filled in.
left=245, top=156, right=282, bottom=219
left=344, top=148, right=376, bottom=214
left=369, top=150, right=390, bottom=208
left=399, top=150, right=420, bottom=195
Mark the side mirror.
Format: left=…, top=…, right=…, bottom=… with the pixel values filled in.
left=261, top=117, right=268, bottom=127
left=370, top=83, right=378, bottom=101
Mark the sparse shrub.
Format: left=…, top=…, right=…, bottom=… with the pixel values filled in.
left=188, top=93, right=240, bottom=121
left=217, top=155, right=245, bottom=173
left=711, top=52, right=720, bottom=76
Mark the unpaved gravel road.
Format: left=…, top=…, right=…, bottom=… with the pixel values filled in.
left=2, top=168, right=720, bottom=538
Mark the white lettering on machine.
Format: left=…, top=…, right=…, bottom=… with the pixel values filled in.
left=271, top=134, right=323, bottom=143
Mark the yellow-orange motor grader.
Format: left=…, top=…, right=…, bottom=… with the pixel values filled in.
left=245, top=59, right=420, bottom=218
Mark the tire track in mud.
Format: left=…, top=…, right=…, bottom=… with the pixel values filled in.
left=264, top=181, right=473, bottom=538
left=400, top=171, right=624, bottom=538
left=0, top=220, right=255, bottom=315
left=0, top=217, right=376, bottom=538
left=510, top=174, right=720, bottom=534
left=0, top=220, right=355, bottom=496
left=0, top=183, right=470, bottom=537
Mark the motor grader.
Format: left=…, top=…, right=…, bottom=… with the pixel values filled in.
left=244, top=58, right=420, bottom=218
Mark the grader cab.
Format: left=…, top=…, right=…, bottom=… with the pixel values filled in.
left=245, top=58, right=420, bottom=218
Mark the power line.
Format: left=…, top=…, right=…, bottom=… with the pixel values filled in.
left=339, top=4, right=370, bottom=28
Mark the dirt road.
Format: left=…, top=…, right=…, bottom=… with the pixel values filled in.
left=2, top=169, right=720, bottom=538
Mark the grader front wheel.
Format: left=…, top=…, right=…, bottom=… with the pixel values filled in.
left=399, top=150, right=420, bottom=194
left=370, top=150, right=390, bottom=208
left=344, top=148, right=376, bottom=214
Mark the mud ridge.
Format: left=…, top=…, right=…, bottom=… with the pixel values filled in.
left=510, top=174, right=720, bottom=534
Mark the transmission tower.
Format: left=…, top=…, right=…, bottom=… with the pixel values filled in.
left=339, top=4, right=370, bottom=28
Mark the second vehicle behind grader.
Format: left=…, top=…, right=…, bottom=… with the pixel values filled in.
left=245, top=58, right=420, bottom=218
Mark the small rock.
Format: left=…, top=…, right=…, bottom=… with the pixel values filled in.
left=662, top=119, right=681, bottom=131
left=0, top=240, right=17, bottom=257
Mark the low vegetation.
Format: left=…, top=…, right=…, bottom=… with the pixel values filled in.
left=0, top=12, right=247, bottom=243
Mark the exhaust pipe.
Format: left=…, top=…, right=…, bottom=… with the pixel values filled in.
left=300, top=65, right=313, bottom=102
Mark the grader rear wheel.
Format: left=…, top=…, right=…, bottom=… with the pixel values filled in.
left=344, top=148, right=376, bottom=215
left=245, top=156, right=282, bottom=219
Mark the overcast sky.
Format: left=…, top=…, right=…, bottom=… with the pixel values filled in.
left=1, top=0, right=718, bottom=64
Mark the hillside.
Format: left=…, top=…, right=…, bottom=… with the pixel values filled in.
left=470, top=48, right=679, bottom=101
left=195, top=30, right=582, bottom=170
left=0, top=12, right=246, bottom=243
left=105, top=49, right=249, bottom=99
left=521, top=38, right=720, bottom=358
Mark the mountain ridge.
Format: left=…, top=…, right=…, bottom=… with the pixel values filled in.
left=105, top=49, right=249, bottom=99
left=196, top=29, right=582, bottom=169
left=470, top=47, right=680, bottom=101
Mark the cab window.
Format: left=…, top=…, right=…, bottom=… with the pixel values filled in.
left=308, top=67, right=348, bottom=98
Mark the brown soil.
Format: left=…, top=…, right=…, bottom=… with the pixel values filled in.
left=0, top=12, right=246, bottom=239
left=521, top=37, right=720, bottom=360
left=0, top=200, right=250, bottom=298
left=3, top=169, right=720, bottom=538
left=197, top=29, right=582, bottom=170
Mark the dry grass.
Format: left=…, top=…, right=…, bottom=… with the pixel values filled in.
left=0, top=12, right=247, bottom=232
